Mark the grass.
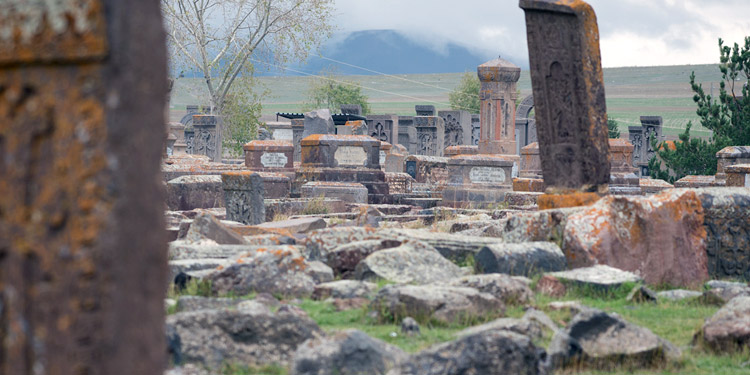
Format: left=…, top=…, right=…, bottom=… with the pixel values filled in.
left=301, top=196, right=329, bottom=215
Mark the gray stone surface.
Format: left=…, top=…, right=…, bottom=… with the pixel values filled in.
left=549, top=309, right=680, bottom=370
left=166, top=175, right=225, bottom=210
left=701, top=285, right=750, bottom=304
left=372, top=284, right=504, bottom=324
left=256, top=217, right=327, bottom=234
left=386, top=228, right=501, bottom=264
left=401, top=317, right=421, bottom=336
left=389, top=329, right=546, bottom=375
left=445, top=274, right=534, bottom=305
left=695, top=296, right=750, bottom=353
left=169, top=243, right=301, bottom=260
left=457, top=318, right=543, bottom=340
left=707, top=280, right=749, bottom=290
left=185, top=212, right=246, bottom=244
left=355, top=242, right=463, bottom=284
left=307, top=261, right=335, bottom=284
left=167, top=306, right=322, bottom=369
left=694, top=188, right=750, bottom=280
left=291, top=329, right=407, bottom=375
left=222, top=172, right=266, bottom=225
left=548, top=265, right=643, bottom=289
left=175, top=296, right=239, bottom=313
left=304, top=227, right=387, bottom=260
left=325, top=239, right=403, bottom=278
left=313, top=280, right=378, bottom=300
left=656, top=289, right=702, bottom=301
left=474, top=242, right=566, bottom=277
left=302, top=109, right=335, bottom=137
left=482, top=208, right=583, bottom=243
left=301, top=182, right=369, bottom=204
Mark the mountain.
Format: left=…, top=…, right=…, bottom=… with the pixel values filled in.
left=283, top=30, right=497, bottom=76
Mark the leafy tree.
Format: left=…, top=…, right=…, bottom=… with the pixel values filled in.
left=304, top=72, right=371, bottom=115
left=607, top=118, right=621, bottom=138
left=449, top=72, right=480, bottom=113
left=222, top=76, right=267, bottom=157
left=650, top=37, right=750, bottom=182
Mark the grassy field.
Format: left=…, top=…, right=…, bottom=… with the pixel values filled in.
left=170, top=64, right=726, bottom=139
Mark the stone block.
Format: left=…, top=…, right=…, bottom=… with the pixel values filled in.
left=385, top=173, right=414, bottom=194
left=675, top=175, right=716, bottom=188
left=301, top=134, right=381, bottom=169
left=639, top=178, right=673, bottom=194
left=538, top=192, right=602, bottom=210
left=266, top=121, right=293, bottom=141
left=512, top=177, right=544, bottom=192
left=301, top=182, right=368, bottom=204
left=716, top=146, right=750, bottom=183
left=244, top=140, right=294, bottom=172
left=474, top=242, right=567, bottom=277
left=404, top=155, right=448, bottom=184
left=504, top=191, right=543, bottom=207
left=415, top=105, right=436, bottom=116
left=439, top=110, right=472, bottom=147
left=442, top=155, right=514, bottom=208
left=192, top=114, right=222, bottom=162
left=302, top=109, right=335, bottom=138
left=414, top=116, right=445, bottom=156
left=725, top=164, right=750, bottom=187
left=366, top=114, right=399, bottom=145
left=222, top=172, right=266, bottom=225
left=166, top=175, right=225, bottom=210
left=444, top=145, right=479, bottom=157
left=520, top=142, right=542, bottom=178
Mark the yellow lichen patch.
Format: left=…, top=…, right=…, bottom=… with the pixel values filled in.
left=538, top=192, right=602, bottom=210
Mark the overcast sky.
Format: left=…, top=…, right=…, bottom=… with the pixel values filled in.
left=332, top=0, right=750, bottom=68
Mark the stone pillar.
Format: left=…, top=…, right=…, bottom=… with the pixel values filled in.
left=477, top=58, right=521, bottom=155
left=192, top=114, right=222, bottom=162
left=520, top=0, right=610, bottom=198
left=415, top=116, right=445, bottom=156
left=0, top=1, right=167, bottom=373
left=222, top=172, right=266, bottom=225
left=292, top=118, right=305, bottom=163
left=398, top=116, right=417, bottom=153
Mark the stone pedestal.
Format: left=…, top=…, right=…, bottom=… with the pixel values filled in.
left=222, top=171, right=265, bottom=225
left=442, top=155, right=514, bottom=208
left=445, top=145, right=479, bottom=157
left=415, top=116, right=445, bottom=156
left=716, top=146, right=750, bottom=185
left=301, top=182, right=368, bottom=204
left=243, top=140, right=295, bottom=176
left=192, top=114, right=222, bottom=162
left=297, top=134, right=389, bottom=204
left=725, top=164, right=750, bottom=187
left=608, top=139, right=641, bottom=195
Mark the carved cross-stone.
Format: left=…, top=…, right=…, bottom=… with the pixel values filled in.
left=0, top=1, right=168, bottom=373
left=520, top=0, right=610, bottom=191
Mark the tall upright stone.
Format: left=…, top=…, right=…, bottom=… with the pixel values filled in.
left=192, top=114, right=222, bottom=162
left=0, top=1, right=167, bottom=374
left=477, top=58, right=521, bottom=155
left=520, top=0, right=610, bottom=194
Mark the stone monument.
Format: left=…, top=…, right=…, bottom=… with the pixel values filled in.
left=366, top=114, right=400, bottom=145
left=192, top=114, right=222, bottom=162
left=629, top=116, right=664, bottom=177
left=222, top=172, right=266, bottom=225
left=244, top=140, right=295, bottom=178
left=520, top=0, right=611, bottom=208
left=415, top=116, right=445, bottom=156
left=439, top=110, right=472, bottom=147
left=478, top=58, right=521, bottom=156
left=0, top=0, right=167, bottom=373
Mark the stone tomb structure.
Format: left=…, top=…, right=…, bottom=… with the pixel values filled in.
left=442, top=155, right=515, bottom=208
left=521, top=0, right=611, bottom=208
left=415, top=116, right=446, bottom=157
left=243, top=140, right=295, bottom=178
left=297, top=134, right=389, bottom=203
left=629, top=116, right=665, bottom=177
left=715, top=146, right=750, bottom=186
left=0, top=0, right=168, bottom=372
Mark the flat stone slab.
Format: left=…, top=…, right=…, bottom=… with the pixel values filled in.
left=301, top=182, right=368, bottom=204
left=255, top=217, right=326, bottom=234
left=548, top=265, right=643, bottom=289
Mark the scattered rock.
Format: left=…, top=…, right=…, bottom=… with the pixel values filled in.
left=254, top=292, right=281, bottom=309
left=185, top=212, right=247, bottom=244
left=385, top=229, right=500, bottom=264
left=457, top=318, right=542, bottom=340
left=700, top=285, right=750, bottom=305
left=325, top=239, right=403, bottom=278
left=563, top=190, right=708, bottom=287
left=547, top=265, right=643, bottom=290
left=400, top=317, right=420, bottom=336
left=312, top=280, right=378, bottom=300
left=306, top=261, right=334, bottom=284
left=547, top=301, right=585, bottom=316
left=169, top=242, right=302, bottom=260
left=482, top=207, right=583, bottom=243
left=445, top=274, right=534, bottom=305
left=536, top=275, right=566, bottom=297
left=256, top=217, right=327, bottom=234
left=166, top=175, right=225, bottom=211
left=372, top=284, right=504, bottom=324
left=626, top=285, right=658, bottom=304
left=389, top=329, right=547, bottom=375
left=305, top=227, right=385, bottom=260
left=694, top=296, right=750, bottom=353
left=656, top=289, right=702, bottom=301
left=166, top=306, right=322, bottom=369
left=164, top=364, right=210, bottom=375
left=706, top=280, right=748, bottom=290
left=243, top=233, right=297, bottom=246
left=523, top=308, right=559, bottom=334
left=474, top=242, right=566, bottom=277
left=355, top=242, right=463, bottom=285
left=548, top=309, right=679, bottom=370
left=175, top=296, right=238, bottom=313
left=291, top=329, right=407, bottom=375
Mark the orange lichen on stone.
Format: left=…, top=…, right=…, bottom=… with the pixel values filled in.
left=513, top=178, right=545, bottom=192
left=538, top=192, right=602, bottom=210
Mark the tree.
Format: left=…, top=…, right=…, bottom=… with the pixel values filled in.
left=650, top=37, right=750, bottom=182
left=304, top=72, right=371, bottom=115
left=222, top=75, right=267, bottom=157
left=449, top=72, right=480, bottom=113
left=607, top=118, right=620, bottom=138
left=162, top=0, right=335, bottom=113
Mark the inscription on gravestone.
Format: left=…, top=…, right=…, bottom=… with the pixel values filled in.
left=469, top=167, right=506, bottom=184
left=261, top=152, right=288, bottom=168
left=520, top=0, right=610, bottom=191
left=335, top=146, right=368, bottom=166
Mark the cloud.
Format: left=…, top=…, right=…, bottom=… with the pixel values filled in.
left=332, top=0, right=750, bottom=67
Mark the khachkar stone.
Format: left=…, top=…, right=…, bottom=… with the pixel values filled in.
left=520, top=0, right=611, bottom=194
left=415, top=116, right=445, bottom=156
left=415, top=105, right=436, bottom=116
left=366, top=115, right=400, bottom=146
left=192, top=114, right=222, bottom=162
left=292, top=118, right=305, bottom=162
left=0, top=0, right=167, bottom=373
left=477, top=58, right=521, bottom=155
left=222, top=172, right=266, bottom=225
left=439, top=110, right=472, bottom=147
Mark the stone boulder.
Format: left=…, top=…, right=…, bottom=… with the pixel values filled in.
left=694, top=296, right=750, bottom=353
left=656, top=289, right=702, bottom=301
left=313, top=280, right=378, bottom=300
left=166, top=304, right=322, bottom=369
left=325, top=239, right=403, bottom=278
left=547, top=265, right=642, bottom=290
left=355, top=242, right=463, bottom=284
left=255, top=217, right=327, bottom=234
left=291, top=329, right=407, bottom=375
left=549, top=309, right=679, bottom=370
left=166, top=175, right=225, bottom=211
left=302, top=109, right=335, bottom=137
left=445, top=274, right=534, bottom=305
left=474, top=242, right=566, bottom=277
left=563, top=190, right=708, bottom=287
left=305, top=227, right=386, bottom=260
left=457, top=318, right=543, bottom=341
left=185, top=213, right=246, bottom=245
left=372, top=284, right=504, bottom=324
left=384, top=229, right=501, bottom=264
left=208, top=248, right=316, bottom=298
left=388, top=329, right=546, bottom=375
left=168, top=242, right=301, bottom=260
left=482, top=207, right=584, bottom=243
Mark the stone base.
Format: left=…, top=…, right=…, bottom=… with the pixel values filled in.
left=610, top=172, right=642, bottom=195
left=538, top=192, right=603, bottom=210
left=440, top=154, right=514, bottom=208
left=441, top=185, right=510, bottom=208
left=639, top=178, right=674, bottom=194
left=504, top=191, right=543, bottom=207
left=301, top=182, right=368, bottom=204
left=513, top=177, right=544, bottom=192
left=674, top=175, right=717, bottom=188
left=725, top=164, right=750, bottom=187
left=295, top=167, right=390, bottom=204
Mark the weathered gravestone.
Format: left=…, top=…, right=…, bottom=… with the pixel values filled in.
left=292, top=118, right=305, bottom=162
left=629, top=116, right=664, bottom=177
left=415, top=105, right=436, bottom=116
left=222, top=172, right=266, bottom=225
left=439, top=110, right=472, bottom=147
left=0, top=1, right=167, bottom=373
left=192, top=114, right=222, bottom=162
left=302, top=109, right=335, bottom=138
left=515, top=95, right=537, bottom=154
left=366, top=114, right=399, bottom=145
left=415, top=116, right=445, bottom=156
left=520, top=0, right=610, bottom=194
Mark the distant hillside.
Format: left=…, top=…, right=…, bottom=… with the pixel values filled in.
left=284, top=30, right=499, bottom=75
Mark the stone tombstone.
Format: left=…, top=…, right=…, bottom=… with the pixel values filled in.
left=477, top=57, right=521, bottom=155
left=180, top=104, right=201, bottom=125
left=471, top=114, right=481, bottom=146
left=192, top=114, right=222, bottom=162
left=340, top=104, right=362, bottom=116
left=439, top=110, right=472, bottom=147
left=244, top=140, right=294, bottom=172
left=716, top=146, right=750, bottom=184
left=366, top=114, right=399, bottom=145
left=266, top=122, right=293, bottom=141
left=222, top=172, right=266, bottom=225
left=0, top=1, right=168, bottom=373
left=520, top=0, right=611, bottom=191
left=415, top=105, right=436, bottom=116
left=515, top=95, right=537, bottom=154
left=300, top=135, right=381, bottom=169
left=184, top=127, right=195, bottom=154
left=628, top=126, right=645, bottom=169
left=415, top=116, right=445, bottom=157
left=292, top=118, right=305, bottom=162
left=398, top=116, right=417, bottom=153
left=302, top=109, right=335, bottom=138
